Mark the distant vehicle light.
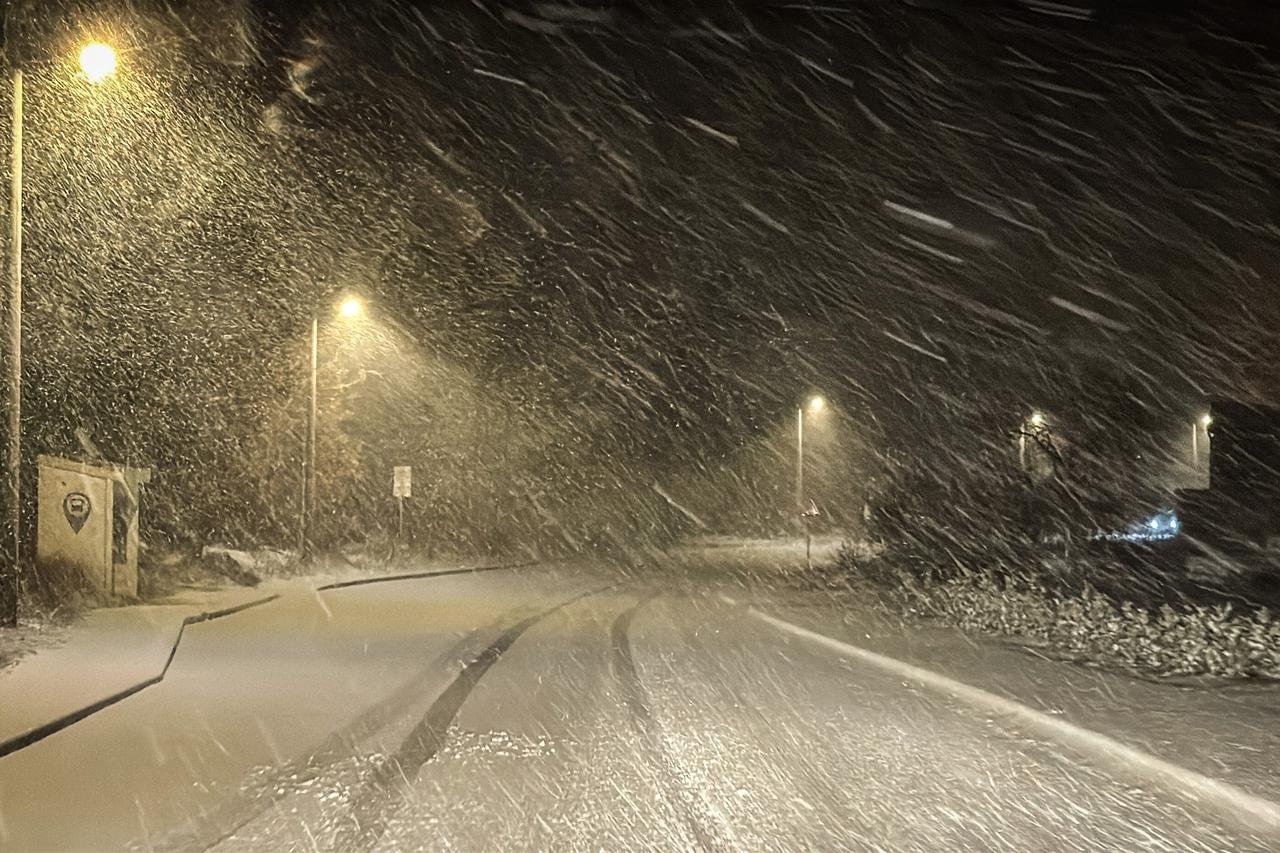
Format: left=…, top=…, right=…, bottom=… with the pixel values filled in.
left=1093, top=510, right=1180, bottom=543
left=1138, top=511, right=1180, bottom=540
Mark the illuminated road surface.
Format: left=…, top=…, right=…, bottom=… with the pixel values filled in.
left=0, top=563, right=1273, bottom=851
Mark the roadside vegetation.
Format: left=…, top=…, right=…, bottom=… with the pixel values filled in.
left=831, top=548, right=1280, bottom=681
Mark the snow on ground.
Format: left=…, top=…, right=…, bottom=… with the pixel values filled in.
left=672, top=533, right=876, bottom=576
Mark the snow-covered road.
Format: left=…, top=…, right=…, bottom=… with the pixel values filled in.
left=0, top=559, right=1275, bottom=851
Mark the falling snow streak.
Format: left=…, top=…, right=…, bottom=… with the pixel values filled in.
left=0, top=0, right=1270, bottom=574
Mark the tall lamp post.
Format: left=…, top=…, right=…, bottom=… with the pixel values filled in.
left=1019, top=410, right=1045, bottom=471
left=796, top=395, right=825, bottom=510
left=299, top=295, right=363, bottom=561
left=1, top=37, right=118, bottom=626
left=796, top=395, right=825, bottom=568
left=1192, top=412, right=1211, bottom=470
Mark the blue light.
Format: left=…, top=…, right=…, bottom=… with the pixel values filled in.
left=1092, top=510, right=1181, bottom=542
left=1139, top=511, right=1180, bottom=538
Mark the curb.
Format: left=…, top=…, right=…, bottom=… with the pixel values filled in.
left=0, top=595, right=279, bottom=759
left=315, top=560, right=536, bottom=591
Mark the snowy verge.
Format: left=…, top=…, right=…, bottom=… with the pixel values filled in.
left=829, top=546, right=1280, bottom=681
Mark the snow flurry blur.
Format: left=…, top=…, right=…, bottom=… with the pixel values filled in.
left=4, top=0, right=1277, bottom=556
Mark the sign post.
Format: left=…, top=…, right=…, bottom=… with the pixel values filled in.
left=393, top=466, right=411, bottom=546
left=800, top=500, right=821, bottom=570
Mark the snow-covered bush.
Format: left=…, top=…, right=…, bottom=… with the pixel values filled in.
left=835, top=545, right=1280, bottom=680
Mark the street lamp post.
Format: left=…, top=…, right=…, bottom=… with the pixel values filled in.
left=299, top=316, right=318, bottom=559
left=796, top=395, right=825, bottom=510
left=1019, top=410, right=1045, bottom=471
left=1192, top=413, right=1211, bottom=471
left=2, top=39, right=117, bottom=626
left=4, top=65, right=23, bottom=625
left=795, top=405, right=803, bottom=511
left=796, top=395, right=825, bottom=567
left=299, top=296, right=363, bottom=561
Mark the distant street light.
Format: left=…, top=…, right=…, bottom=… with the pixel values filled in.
left=1192, top=412, right=1212, bottom=469
left=1019, top=411, right=1046, bottom=471
left=2, top=38, right=120, bottom=626
left=796, top=395, right=826, bottom=511
left=299, top=295, right=365, bottom=560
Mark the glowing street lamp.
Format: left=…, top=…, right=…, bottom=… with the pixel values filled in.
left=300, top=295, right=367, bottom=559
left=339, top=296, right=363, bottom=318
left=795, top=395, right=829, bottom=569
left=1192, top=412, right=1212, bottom=469
left=78, top=42, right=117, bottom=83
left=1019, top=411, right=1046, bottom=471
left=3, top=39, right=120, bottom=625
left=796, top=395, right=827, bottom=510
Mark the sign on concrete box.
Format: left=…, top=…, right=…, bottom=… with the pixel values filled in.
left=393, top=466, right=412, bottom=498
left=37, top=456, right=150, bottom=600
left=40, top=471, right=110, bottom=590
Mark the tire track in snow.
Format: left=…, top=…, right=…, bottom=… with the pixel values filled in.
left=611, top=595, right=734, bottom=853
left=327, top=584, right=612, bottom=852
left=176, top=608, right=518, bottom=852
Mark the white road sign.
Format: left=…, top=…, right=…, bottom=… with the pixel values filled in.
left=393, top=466, right=412, bottom=498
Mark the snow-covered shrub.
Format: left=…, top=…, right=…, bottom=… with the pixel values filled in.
left=836, top=545, right=1280, bottom=680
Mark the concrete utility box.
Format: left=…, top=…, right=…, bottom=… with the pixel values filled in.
left=36, top=455, right=151, bottom=599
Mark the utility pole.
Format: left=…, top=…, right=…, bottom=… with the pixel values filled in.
left=298, top=296, right=363, bottom=561
left=299, top=316, right=318, bottom=560
left=2, top=67, right=23, bottom=627
left=0, top=34, right=117, bottom=626
left=795, top=404, right=804, bottom=512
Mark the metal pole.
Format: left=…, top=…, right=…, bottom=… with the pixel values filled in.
left=1018, top=431, right=1026, bottom=471
left=795, top=406, right=803, bottom=511
left=2, top=68, right=22, bottom=626
left=1191, top=421, right=1198, bottom=468
left=300, top=316, right=318, bottom=560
